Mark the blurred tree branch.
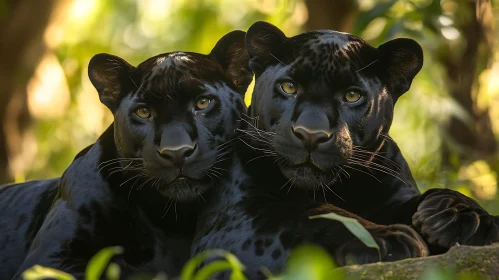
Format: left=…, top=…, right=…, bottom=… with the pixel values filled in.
left=0, top=0, right=68, bottom=183
left=304, top=0, right=359, bottom=32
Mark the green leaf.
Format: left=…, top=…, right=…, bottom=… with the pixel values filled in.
left=279, top=245, right=340, bottom=280
left=193, top=260, right=232, bottom=280
left=85, top=246, right=123, bottom=280
left=22, top=265, right=76, bottom=280
left=260, top=267, right=277, bottom=280
left=309, top=213, right=381, bottom=260
left=105, top=263, right=121, bottom=280
left=181, top=249, right=247, bottom=280
left=353, top=0, right=398, bottom=35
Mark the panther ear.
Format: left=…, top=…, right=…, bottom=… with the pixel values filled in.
left=246, top=21, right=287, bottom=74
left=377, top=38, right=423, bottom=101
left=210, top=30, right=253, bottom=95
left=88, top=53, right=134, bottom=112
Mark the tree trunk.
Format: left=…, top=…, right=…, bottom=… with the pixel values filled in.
left=0, top=0, right=65, bottom=184
left=441, top=0, right=496, bottom=166
left=304, top=0, right=359, bottom=32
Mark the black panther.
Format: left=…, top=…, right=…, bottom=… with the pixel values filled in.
left=193, top=22, right=498, bottom=278
left=0, top=30, right=252, bottom=279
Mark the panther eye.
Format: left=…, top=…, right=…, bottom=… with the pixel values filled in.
left=135, top=107, right=151, bottom=119
left=279, top=81, right=297, bottom=95
left=195, top=97, right=212, bottom=110
left=344, top=91, right=362, bottom=103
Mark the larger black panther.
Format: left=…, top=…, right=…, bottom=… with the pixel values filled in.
left=0, top=30, right=252, bottom=279
left=193, top=22, right=499, bottom=278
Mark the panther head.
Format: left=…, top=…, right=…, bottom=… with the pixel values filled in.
left=244, top=21, right=423, bottom=190
left=88, top=31, right=252, bottom=202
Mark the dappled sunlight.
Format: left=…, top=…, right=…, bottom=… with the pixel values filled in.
left=441, top=26, right=460, bottom=40
left=138, top=0, right=173, bottom=22
left=459, top=160, right=497, bottom=200
left=70, top=0, right=98, bottom=24
left=77, top=76, right=112, bottom=137
left=361, top=18, right=388, bottom=41
left=481, top=52, right=499, bottom=135
left=244, top=77, right=255, bottom=106
left=27, top=53, right=70, bottom=119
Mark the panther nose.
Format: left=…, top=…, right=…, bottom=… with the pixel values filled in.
left=292, top=125, right=332, bottom=151
left=157, top=144, right=196, bottom=168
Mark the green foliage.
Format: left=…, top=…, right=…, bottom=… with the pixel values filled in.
left=22, top=245, right=493, bottom=280
left=309, top=213, right=381, bottom=261
left=22, top=246, right=125, bottom=280
left=180, top=249, right=247, bottom=280
left=22, top=265, right=76, bottom=280
left=14, top=215, right=384, bottom=279
left=271, top=245, right=342, bottom=280
left=85, top=246, right=123, bottom=280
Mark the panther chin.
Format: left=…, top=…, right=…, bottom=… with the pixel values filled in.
left=278, top=162, right=340, bottom=191
left=157, top=176, right=212, bottom=202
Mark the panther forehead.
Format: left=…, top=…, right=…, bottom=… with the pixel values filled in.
left=285, top=32, right=373, bottom=74
left=307, top=30, right=352, bottom=47
left=135, top=52, right=220, bottom=100
left=154, top=52, right=193, bottom=70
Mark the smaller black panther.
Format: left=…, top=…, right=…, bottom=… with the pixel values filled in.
left=0, top=30, right=251, bottom=279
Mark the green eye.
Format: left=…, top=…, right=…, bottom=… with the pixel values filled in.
left=279, top=81, right=297, bottom=95
left=135, top=107, right=151, bottom=119
left=195, top=97, right=212, bottom=110
left=344, top=91, right=362, bottom=103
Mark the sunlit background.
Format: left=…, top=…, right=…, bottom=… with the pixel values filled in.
left=0, top=0, right=498, bottom=212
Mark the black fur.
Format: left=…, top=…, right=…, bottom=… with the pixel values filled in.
left=0, top=30, right=251, bottom=279
left=0, top=179, right=59, bottom=278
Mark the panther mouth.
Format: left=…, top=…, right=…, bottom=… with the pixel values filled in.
left=155, top=174, right=212, bottom=202
left=289, top=164, right=324, bottom=179
left=171, top=175, right=198, bottom=184
left=292, top=159, right=324, bottom=171
left=279, top=162, right=339, bottom=191
left=165, top=174, right=211, bottom=188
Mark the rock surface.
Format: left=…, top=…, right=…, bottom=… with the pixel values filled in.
left=337, top=243, right=499, bottom=279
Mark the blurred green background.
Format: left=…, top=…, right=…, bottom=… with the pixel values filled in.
left=0, top=0, right=498, bottom=212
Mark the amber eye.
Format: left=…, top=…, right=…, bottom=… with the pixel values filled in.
left=279, top=81, right=297, bottom=95
left=195, top=97, right=212, bottom=110
left=135, top=107, right=151, bottom=119
left=344, top=91, right=362, bottom=103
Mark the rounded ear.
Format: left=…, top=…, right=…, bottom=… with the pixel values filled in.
left=210, top=30, right=253, bottom=95
left=88, top=53, right=134, bottom=112
left=377, top=38, right=423, bottom=101
left=245, top=21, right=287, bottom=74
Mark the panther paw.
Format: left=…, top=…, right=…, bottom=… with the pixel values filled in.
left=335, top=224, right=428, bottom=266
left=412, top=188, right=499, bottom=248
